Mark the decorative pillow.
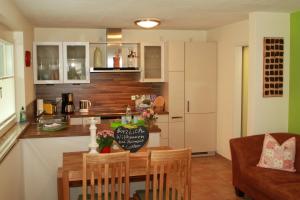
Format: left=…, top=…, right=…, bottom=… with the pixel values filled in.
left=257, top=134, right=296, bottom=172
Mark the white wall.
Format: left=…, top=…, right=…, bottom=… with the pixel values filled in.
left=34, top=27, right=207, bottom=43
left=248, top=12, right=290, bottom=135
left=207, top=20, right=249, bottom=159
left=0, top=0, right=34, bottom=106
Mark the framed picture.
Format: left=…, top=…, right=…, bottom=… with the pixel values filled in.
left=263, top=37, right=284, bottom=97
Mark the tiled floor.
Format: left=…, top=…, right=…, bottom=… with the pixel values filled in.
left=191, top=155, right=245, bottom=200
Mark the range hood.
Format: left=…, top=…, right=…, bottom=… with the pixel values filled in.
left=90, top=28, right=140, bottom=72
left=106, top=28, right=122, bottom=43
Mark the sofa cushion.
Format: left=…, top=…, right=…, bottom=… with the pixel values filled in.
left=242, top=166, right=300, bottom=200
left=257, top=134, right=296, bottom=172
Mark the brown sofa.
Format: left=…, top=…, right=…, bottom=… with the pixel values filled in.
left=230, top=133, right=300, bottom=200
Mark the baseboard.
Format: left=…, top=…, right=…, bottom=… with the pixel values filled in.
left=192, top=151, right=215, bottom=157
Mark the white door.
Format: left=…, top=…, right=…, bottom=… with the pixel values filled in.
left=63, top=42, right=90, bottom=83
left=185, top=42, right=217, bottom=113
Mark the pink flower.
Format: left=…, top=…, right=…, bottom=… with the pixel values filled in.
left=97, top=130, right=114, bottom=138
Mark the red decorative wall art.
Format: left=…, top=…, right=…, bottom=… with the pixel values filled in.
left=25, top=51, right=31, bottom=67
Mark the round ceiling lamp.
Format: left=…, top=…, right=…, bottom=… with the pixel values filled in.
left=134, top=18, right=161, bottom=29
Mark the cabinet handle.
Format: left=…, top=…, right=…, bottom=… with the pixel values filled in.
left=171, top=116, right=183, bottom=119
left=187, top=101, right=190, bottom=112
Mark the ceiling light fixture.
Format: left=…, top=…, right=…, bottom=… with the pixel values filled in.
left=134, top=18, right=161, bottom=29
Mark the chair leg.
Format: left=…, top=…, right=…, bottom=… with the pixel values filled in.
left=133, top=193, right=140, bottom=200
left=234, top=187, right=245, bottom=197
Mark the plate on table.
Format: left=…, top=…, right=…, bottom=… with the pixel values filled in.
left=40, top=122, right=67, bottom=132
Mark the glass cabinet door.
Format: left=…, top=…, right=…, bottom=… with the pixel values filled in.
left=63, top=42, right=90, bottom=83
left=33, top=42, right=63, bottom=84
left=141, top=43, right=165, bottom=82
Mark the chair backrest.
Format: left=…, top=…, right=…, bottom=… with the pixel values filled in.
left=82, top=151, right=130, bottom=200
left=145, top=148, right=192, bottom=200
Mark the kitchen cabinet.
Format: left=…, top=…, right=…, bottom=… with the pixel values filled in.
left=33, top=42, right=90, bottom=84
left=168, top=72, right=185, bottom=148
left=166, top=42, right=185, bottom=149
left=63, top=42, right=90, bottom=83
left=184, top=42, right=217, bottom=153
left=185, top=113, right=216, bottom=153
left=166, top=41, right=184, bottom=72
left=169, top=121, right=185, bottom=149
left=140, top=42, right=165, bottom=82
left=33, top=42, right=63, bottom=84
left=0, top=142, right=24, bottom=200
left=185, top=42, right=217, bottom=113
left=168, top=72, right=185, bottom=122
left=155, top=114, right=169, bottom=146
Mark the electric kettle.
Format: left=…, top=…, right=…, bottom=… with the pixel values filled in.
left=79, top=100, right=91, bottom=113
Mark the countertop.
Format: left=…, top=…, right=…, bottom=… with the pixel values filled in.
left=69, top=110, right=169, bottom=118
left=20, top=123, right=161, bottom=139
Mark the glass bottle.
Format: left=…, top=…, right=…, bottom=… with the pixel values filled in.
left=113, top=51, right=120, bottom=68
left=20, top=106, right=27, bottom=123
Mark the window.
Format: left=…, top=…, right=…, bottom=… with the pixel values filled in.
left=0, top=39, right=15, bottom=137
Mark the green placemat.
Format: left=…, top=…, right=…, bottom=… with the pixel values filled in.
left=111, top=120, right=145, bottom=130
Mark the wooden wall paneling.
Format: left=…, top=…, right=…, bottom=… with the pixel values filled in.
left=35, top=73, right=163, bottom=112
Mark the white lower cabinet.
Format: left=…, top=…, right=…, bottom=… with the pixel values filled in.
left=169, top=121, right=185, bottom=149
left=155, top=114, right=169, bottom=146
left=0, top=142, right=23, bottom=200
left=69, top=117, right=101, bottom=125
left=185, top=113, right=216, bottom=153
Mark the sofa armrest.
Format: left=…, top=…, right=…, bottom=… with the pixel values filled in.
left=230, top=135, right=265, bottom=186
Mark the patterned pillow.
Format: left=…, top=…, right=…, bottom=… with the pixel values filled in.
left=257, top=134, right=296, bottom=172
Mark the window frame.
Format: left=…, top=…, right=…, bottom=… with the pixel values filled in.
left=0, top=39, right=16, bottom=137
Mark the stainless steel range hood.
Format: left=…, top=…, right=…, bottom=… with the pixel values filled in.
left=106, top=28, right=122, bottom=43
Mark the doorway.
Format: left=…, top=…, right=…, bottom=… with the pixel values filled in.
left=241, top=46, right=249, bottom=137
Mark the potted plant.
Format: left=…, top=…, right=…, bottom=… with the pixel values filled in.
left=141, top=108, right=158, bottom=128
left=96, top=130, right=114, bottom=153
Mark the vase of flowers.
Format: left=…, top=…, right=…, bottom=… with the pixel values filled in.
left=96, top=130, right=114, bottom=153
left=141, top=108, right=158, bottom=128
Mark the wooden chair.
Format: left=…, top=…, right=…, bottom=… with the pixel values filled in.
left=80, top=151, right=130, bottom=200
left=134, top=148, right=192, bottom=200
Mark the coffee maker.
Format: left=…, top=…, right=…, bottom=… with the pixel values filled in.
left=61, top=93, right=75, bottom=114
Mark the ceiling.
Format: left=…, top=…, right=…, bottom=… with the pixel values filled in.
left=14, top=0, right=300, bottom=30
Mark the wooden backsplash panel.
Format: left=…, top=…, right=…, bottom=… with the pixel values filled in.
left=35, top=73, right=163, bottom=112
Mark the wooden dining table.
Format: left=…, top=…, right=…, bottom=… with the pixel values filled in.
left=57, top=146, right=171, bottom=200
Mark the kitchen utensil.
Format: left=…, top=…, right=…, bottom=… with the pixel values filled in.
left=37, top=99, right=44, bottom=115
left=153, top=96, right=165, bottom=113
left=43, top=100, right=57, bottom=115
left=65, top=104, right=75, bottom=114
left=62, top=93, right=75, bottom=114
left=79, top=100, right=92, bottom=113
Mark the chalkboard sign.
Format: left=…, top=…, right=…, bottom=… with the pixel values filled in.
left=114, top=126, right=149, bottom=152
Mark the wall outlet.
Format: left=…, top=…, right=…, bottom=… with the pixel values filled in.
left=131, top=95, right=136, bottom=100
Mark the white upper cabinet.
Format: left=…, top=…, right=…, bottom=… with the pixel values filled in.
left=33, top=42, right=63, bottom=84
left=140, top=42, right=165, bottom=82
left=33, top=42, right=90, bottom=84
left=185, top=42, right=217, bottom=114
left=63, top=42, right=90, bottom=83
left=166, top=41, right=184, bottom=72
